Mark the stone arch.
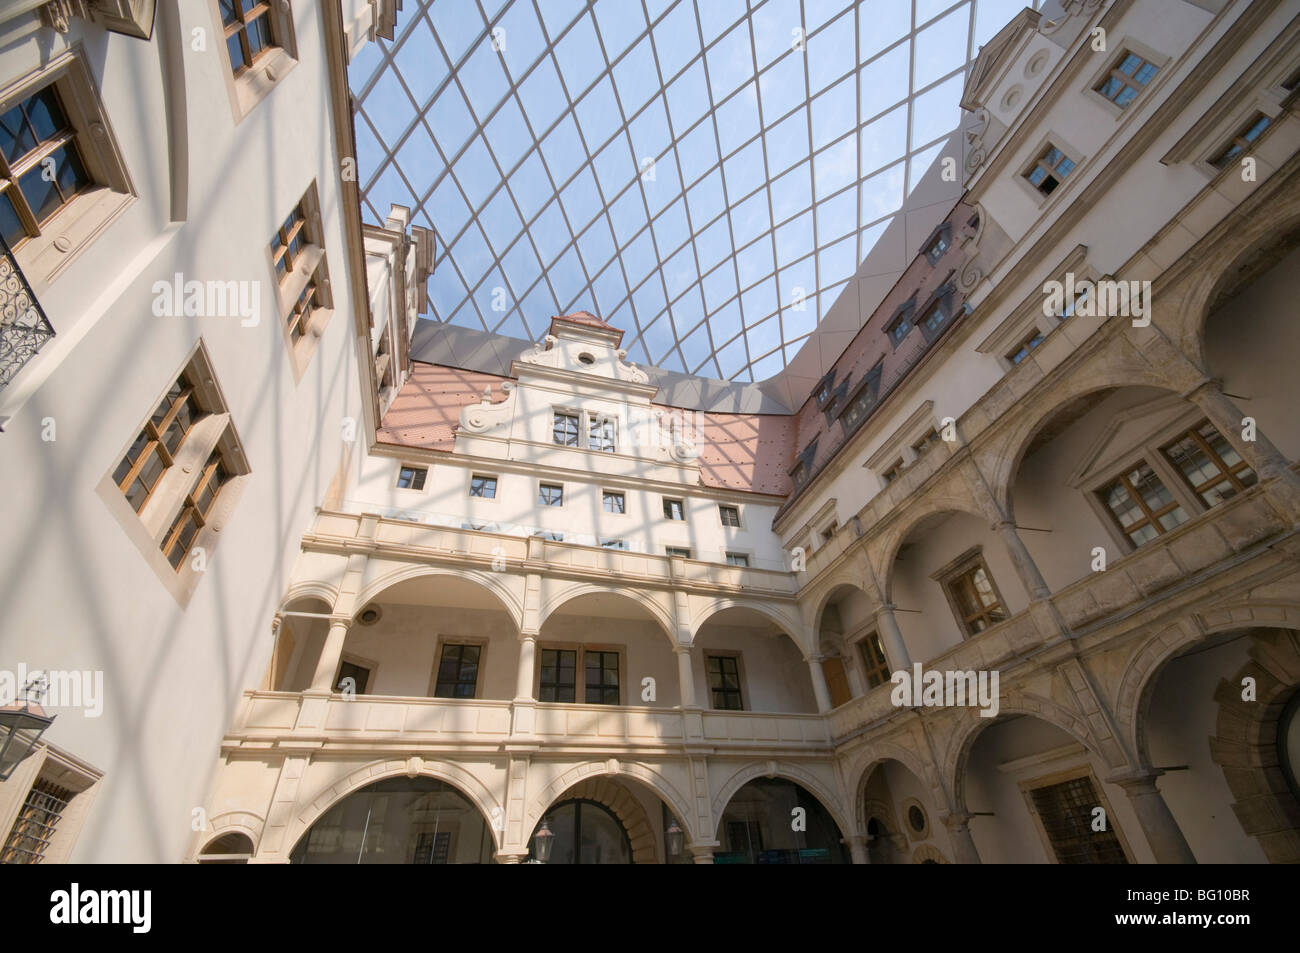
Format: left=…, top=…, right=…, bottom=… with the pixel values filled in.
left=351, top=564, right=524, bottom=630
left=1114, top=603, right=1300, bottom=764
left=532, top=777, right=658, bottom=864
left=689, top=597, right=803, bottom=646
left=538, top=583, right=676, bottom=645
left=943, top=693, right=1123, bottom=814
left=709, top=761, right=853, bottom=842
left=282, top=757, right=504, bottom=858
left=912, top=843, right=949, bottom=863
left=195, top=813, right=263, bottom=859
left=808, top=576, right=872, bottom=636
left=846, top=742, right=942, bottom=832
left=1209, top=628, right=1300, bottom=863
left=985, top=362, right=1182, bottom=519
left=279, top=583, right=338, bottom=614
left=524, top=760, right=696, bottom=846
left=874, top=499, right=992, bottom=603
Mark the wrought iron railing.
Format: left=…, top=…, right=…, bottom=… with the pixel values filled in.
left=0, top=233, right=54, bottom=391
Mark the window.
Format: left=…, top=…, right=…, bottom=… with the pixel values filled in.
left=882, top=459, right=905, bottom=483
left=335, top=659, right=370, bottom=695
left=1096, top=51, right=1158, bottom=107
left=1161, top=421, right=1256, bottom=508
left=539, top=648, right=577, bottom=702
left=220, top=0, right=278, bottom=75
left=820, top=522, right=837, bottom=544
left=1211, top=113, right=1272, bottom=170
left=1098, top=462, right=1188, bottom=547
left=887, top=308, right=915, bottom=347
left=663, top=498, right=685, bottom=520
left=1025, top=144, right=1076, bottom=195
left=839, top=364, right=883, bottom=434
left=666, top=546, right=692, bottom=559
left=538, top=483, right=564, bottom=506
left=113, top=371, right=201, bottom=513
left=602, top=490, right=625, bottom=513
left=396, top=465, right=427, bottom=490
left=859, top=633, right=891, bottom=689
left=599, top=538, right=627, bottom=550
left=912, top=428, right=942, bottom=459
left=0, top=85, right=91, bottom=249
left=433, top=644, right=480, bottom=699
left=269, top=186, right=332, bottom=371
left=719, top=504, right=741, bottom=527
left=919, top=299, right=951, bottom=340
left=553, top=411, right=580, bottom=446
left=1027, top=773, right=1128, bottom=863
left=791, top=439, right=818, bottom=489
left=925, top=230, right=950, bottom=264
left=469, top=474, right=497, bottom=498
left=588, top=413, right=616, bottom=452
left=943, top=554, right=1008, bottom=636
left=1007, top=328, right=1046, bottom=364
left=585, top=650, right=620, bottom=704
left=725, top=552, right=749, bottom=567
left=706, top=655, right=744, bottom=710
left=0, top=779, right=73, bottom=864
left=814, top=372, right=835, bottom=407
left=413, top=831, right=452, bottom=865
left=160, top=449, right=230, bottom=570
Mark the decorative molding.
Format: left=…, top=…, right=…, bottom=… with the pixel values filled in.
left=458, top=381, right=515, bottom=434
left=517, top=336, right=559, bottom=367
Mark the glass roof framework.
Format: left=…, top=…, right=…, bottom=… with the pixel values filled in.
left=351, top=0, right=1040, bottom=382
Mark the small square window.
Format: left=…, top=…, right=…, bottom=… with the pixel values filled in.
left=719, top=504, right=741, bottom=527
left=666, top=546, right=692, bottom=559
left=603, top=490, right=626, bottom=514
left=1211, top=113, right=1272, bottom=170
left=820, top=522, right=837, bottom=544
left=887, top=310, right=915, bottom=347
left=1025, top=144, right=1076, bottom=195
left=919, top=300, right=950, bottom=339
left=532, top=530, right=564, bottom=541
left=221, top=0, right=280, bottom=76
left=1095, top=51, right=1158, bottom=108
left=553, top=412, right=580, bottom=446
left=882, top=459, right=904, bottom=483
left=1007, top=328, right=1046, bottom=365
left=925, top=231, right=950, bottom=264
left=663, top=498, right=685, bottom=520
left=538, top=483, right=563, bottom=506
left=1097, top=462, right=1188, bottom=548
left=335, top=660, right=370, bottom=695
left=725, top=552, right=749, bottom=567
left=397, top=465, right=427, bottom=490
left=912, top=428, right=942, bottom=458
left=1160, top=421, right=1257, bottom=508
left=469, top=475, right=498, bottom=498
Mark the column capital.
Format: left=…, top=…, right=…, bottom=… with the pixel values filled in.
left=519, top=629, right=539, bottom=642
left=327, top=613, right=352, bottom=627
left=672, top=642, right=694, bottom=655
left=940, top=810, right=974, bottom=832
left=1106, top=767, right=1164, bottom=793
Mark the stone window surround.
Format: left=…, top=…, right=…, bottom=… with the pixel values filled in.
left=865, top=399, right=938, bottom=482
left=900, top=796, right=930, bottom=841
left=976, top=245, right=1098, bottom=372
left=849, top=625, right=891, bottom=690
left=601, top=488, right=627, bottom=515
left=208, top=0, right=299, bottom=124
left=537, top=480, right=564, bottom=507
left=468, top=472, right=500, bottom=501
left=427, top=636, right=489, bottom=700
left=93, top=339, right=250, bottom=607
left=534, top=641, right=625, bottom=707
left=718, top=503, right=742, bottom=528
left=552, top=404, right=620, bottom=453
left=1070, top=403, right=1240, bottom=557
left=1014, top=131, right=1088, bottom=209
left=931, top=546, right=1009, bottom=641
left=1017, top=765, right=1136, bottom=864
left=0, top=45, right=135, bottom=289
left=270, top=181, right=335, bottom=382
left=394, top=462, right=427, bottom=491
left=0, top=740, right=102, bottom=866
left=1082, top=37, right=1169, bottom=120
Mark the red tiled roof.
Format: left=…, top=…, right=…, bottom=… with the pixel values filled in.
left=377, top=363, right=512, bottom=453
left=550, top=310, right=624, bottom=343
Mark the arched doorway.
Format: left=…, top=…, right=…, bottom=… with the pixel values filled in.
left=527, top=799, right=633, bottom=864
left=715, top=778, right=848, bottom=864
left=290, top=777, right=496, bottom=864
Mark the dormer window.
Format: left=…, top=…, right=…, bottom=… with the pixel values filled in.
left=1025, top=145, right=1076, bottom=195
left=887, top=306, right=915, bottom=348
left=924, top=228, right=950, bottom=264
left=791, top=439, right=818, bottom=489
left=813, top=371, right=836, bottom=408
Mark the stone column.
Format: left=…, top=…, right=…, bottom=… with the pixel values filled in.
left=1186, top=379, right=1300, bottom=516
left=309, top=616, right=350, bottom=692
left=994, top=519, right=1051, bottom=600
left=515, top=632, right=538, bottom=701
left=807, top=656, right=833, bottom=713
left=847, top=833, right=871, bottom=864
left=690, top=845, right=715, bottom=864
left=873, top=604, right=911, bottom=672
left=1111, top=769, right=1196, bottom=864
left=675, top=645, right=698, bottom=709
left=942, top=811, right=982, bottom=864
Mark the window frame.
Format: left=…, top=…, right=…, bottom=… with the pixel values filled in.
left=1023, top=142, right=1078, bottom=197
left=1094, top=459, right=1190, bottom=549
left=1209, top=111, right=1274, bottom=170
left=535, top=643, right=624, bottom=706
left=662, top=497, right=685, bottom=521
left=538, top=482, right=564, bottom=507
left=468, top=473, right=499, bottom=500
left=269, top=182, right=334, bottom=378
left=429, top=639, right=486, bottom=700
left=333, top=652, right=377, bottom=696
left=210, top=0, right=300, bottom=122
left=704, top=652, right=746, bottom=711
left=719, top=504, right=741, bottom=528
left=665, top=546, right=692, bottom=559
left=602, top=489, right=626, bottom=514
left=1159, top=419, right=1258, bottom=508
left=1020, top=767, right=1134, bottom=864
left=935, top=548, right=1010, bottom=638
left=1090, top=47, right=1162, bottom=112
left=856, top=631, right=892, bottom=689
left=396, top=464, right=427, bottom=490
left=724, top=551, right=750, bottom=567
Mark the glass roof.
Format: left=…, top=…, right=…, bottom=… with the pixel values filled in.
left=351, top=0, right=1039, bottom=382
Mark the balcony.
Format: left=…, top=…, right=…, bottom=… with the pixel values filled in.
left=222, top=691, right=832, bottom=756
left=0, top=234, right=54, bottom=393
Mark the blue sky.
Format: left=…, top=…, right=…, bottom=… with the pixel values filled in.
left=351, top=0, right=1037, bottom=382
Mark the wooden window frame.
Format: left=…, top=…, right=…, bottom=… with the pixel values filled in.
left=160, top=448, right=230, bottom=571
left=935, top=548, right=1009, bottom=638
left=396, top=464, right=427, bottom=490
left=662, top=497, right=685, bottom=521
left=1093, top=50, right=1159, bottom=108
left=1210, top=112, right=1273, bottom=170
left=535, top=643, right=624, bottom=706
left=857, top=631, right=891, bottom=689
left=704, top=652, right=746, bottom=711
left=210, top=0, right=299, bottom=122
left=1094, top=459, right=1188, bottom=549
left=1159, top=420, right=1257, bottom=508
left=270, top=183, right=334, bottom=378
left=719, top=504, right=741, bottom=527
left=538, top=482, right=564, bottom=507
left=1006, top=327, right=1046, bottom=365
left=429, top=639, right=487, bottom=700
left=112, top=373, right=201, bottom=514
left=1024, top=143, right=1077, bottom=196
left=601, top=489, right=626, bottom=514
left=468, top=473, right=498, bottom=499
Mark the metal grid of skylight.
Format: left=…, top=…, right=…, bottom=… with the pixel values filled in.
left=350, top=0, right=1039, bottom=382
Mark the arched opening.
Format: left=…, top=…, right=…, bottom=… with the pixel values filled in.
left=1141, top=624, right=1300, bottom=863
left=526, top=774, right=690, bottom=864
left=818, top=583, right=888, bottom=699
left=538, top=591, right=675, bottom=707
left=714, top=777, right=848, bottom=864
left=282, top=573, right=518, bottom=698
left=289, top=777, right=496, bottom=864
left=887, top=508, right=1026, bottom=662
left=1007, top=384, right=1254, bottom=592
left=1202, top=225, right=1300, bottom=461
left=962, top=715, right=1134, bottom=864
left=691, top=606, right=817, bottom=713
left=859, top=759, right=949, bottom=864
left=198, top=831, right=254, bottom=864
left=267, top=595, right=331, bottom=691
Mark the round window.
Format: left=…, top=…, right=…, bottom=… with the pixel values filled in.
left=578, top=352, right=596, bottom=365
left=908, top=805, right=926, bottom=833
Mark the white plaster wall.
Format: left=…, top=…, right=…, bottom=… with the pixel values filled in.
left=690, top=624, right=818, bottom=714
